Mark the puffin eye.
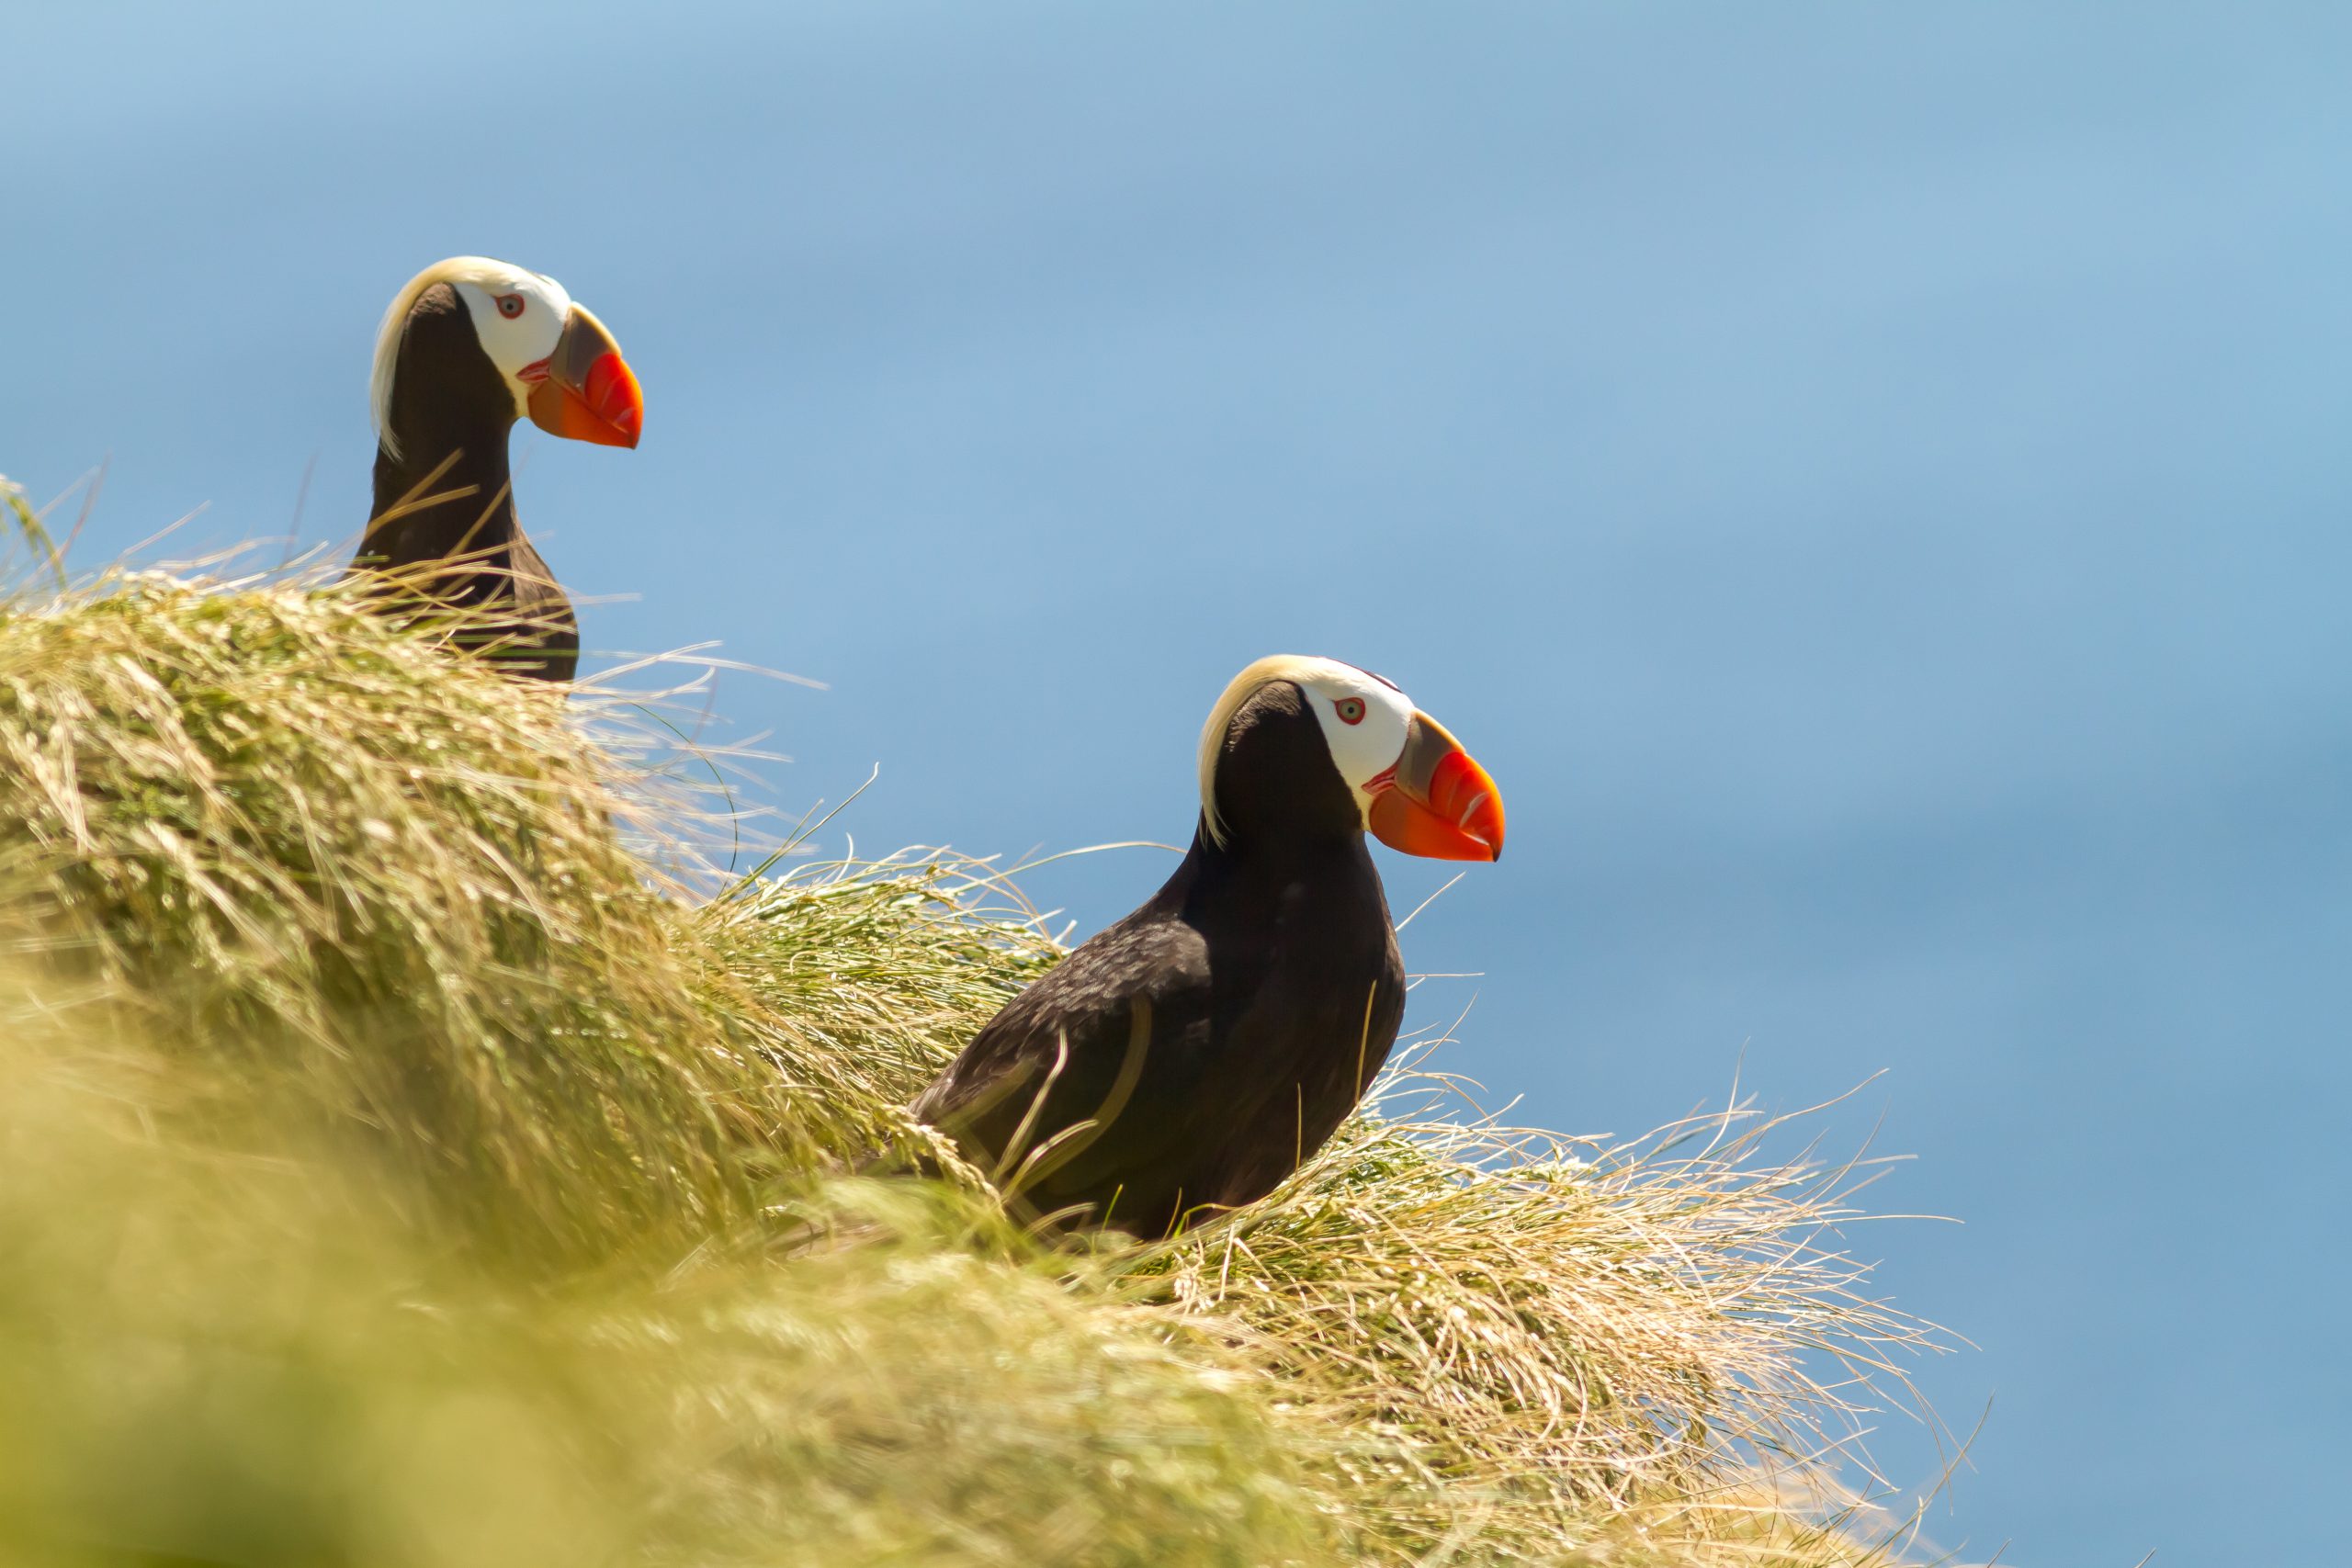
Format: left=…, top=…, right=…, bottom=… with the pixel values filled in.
left=1334, top=697, right=1366, bottom=726
left=495, top=293, right=526, bottom=319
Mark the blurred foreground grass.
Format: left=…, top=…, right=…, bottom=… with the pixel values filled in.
left=0, top=557, right=1951, bottom=1566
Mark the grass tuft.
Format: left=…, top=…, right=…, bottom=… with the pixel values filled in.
left=0, top=561, right=1956, bottom=1566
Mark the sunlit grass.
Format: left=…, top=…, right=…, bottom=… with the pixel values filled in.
left=0, top=559, right=1953, bottom=1565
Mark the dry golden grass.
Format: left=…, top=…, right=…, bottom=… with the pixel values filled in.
left=1123, top=1077, right=1944, bottom=1562
left=0, top=561, right=1955, bottom=1566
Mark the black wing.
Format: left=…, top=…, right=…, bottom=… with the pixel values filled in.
left=912, top=906, right=1222, bottom=1214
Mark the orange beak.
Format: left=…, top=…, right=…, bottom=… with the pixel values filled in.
left=524, top=303, right=642, bottom=448
left=1366, top=710, right=1505, bottom=862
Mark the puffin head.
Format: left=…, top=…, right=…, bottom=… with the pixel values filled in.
left=1198, top=655, right=1505, bottom=862
left=370, top=255, right=644, bottom=462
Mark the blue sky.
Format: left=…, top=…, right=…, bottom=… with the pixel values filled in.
left=9, top=4, right=2350, bottom=1561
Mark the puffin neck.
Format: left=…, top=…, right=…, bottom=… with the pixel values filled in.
left=363, top=282, right=524, bottom=568
left=368, top=435, right=519, bottom=558
left=1185, top=815, right=1372, bottom=888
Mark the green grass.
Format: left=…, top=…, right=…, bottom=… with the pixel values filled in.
left=0, top=555, right=1955, bottom=1567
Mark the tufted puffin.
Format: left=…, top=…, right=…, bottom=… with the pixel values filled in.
left=910, top=655, right=1505, bottom=1237
left=350, top=256, right=644, bottom=682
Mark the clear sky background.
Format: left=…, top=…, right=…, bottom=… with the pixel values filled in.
left=8, top=4, right=2349, bottom=1562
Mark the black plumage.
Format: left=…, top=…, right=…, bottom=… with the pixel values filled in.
left=912, top=679, right=1410, bottom=1237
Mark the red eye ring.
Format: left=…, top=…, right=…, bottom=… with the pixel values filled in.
left=1334, top=696, right=1366, bottom=726
left=495, top=293, right=526, bottom=319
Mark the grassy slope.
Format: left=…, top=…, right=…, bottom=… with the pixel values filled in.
left=0, top=562, right=1951, bottom=1567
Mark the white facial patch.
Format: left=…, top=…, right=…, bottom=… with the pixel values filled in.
left=447, top=269, right=571, bottom=418
left=1197, top=654, right=1417, bottom=844
left=369, top=256, right=575, bottom=457
left=1286, top=660, right=1416, bottom=818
